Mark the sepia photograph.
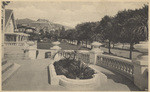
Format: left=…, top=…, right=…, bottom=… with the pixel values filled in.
left=1, top=0, right=148, bottom=91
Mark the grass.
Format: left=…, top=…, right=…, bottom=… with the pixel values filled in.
left=37, top=41, right=90, bottom=50
left=37, top=42, right=53, bottom=49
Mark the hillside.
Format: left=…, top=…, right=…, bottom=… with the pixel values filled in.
left=16, top=18, right=35, bottom=24
left=16, top=18, right=72, bottom=32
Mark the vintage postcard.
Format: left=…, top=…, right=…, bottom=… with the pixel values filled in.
left=1, top=0, right=149, bottom=91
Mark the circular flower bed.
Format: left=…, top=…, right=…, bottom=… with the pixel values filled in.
left=54, top=59, right=96, bottom=79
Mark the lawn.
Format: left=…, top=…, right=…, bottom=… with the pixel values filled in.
left=37, top=42, right=90, bottom=50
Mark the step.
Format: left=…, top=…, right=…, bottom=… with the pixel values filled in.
left=2, top=59, right=7, bottom=65
left=2, top=62, right=14, bottom=74
left=2, top=63, right=21, bottom=85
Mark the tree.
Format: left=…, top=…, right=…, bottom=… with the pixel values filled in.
left=60, top=26, right=66, bottom=39
left=65, top=29, right=77, bottom=41
left=116, top=5, right=148, bottom=59
left=75, top=22, right=96, bottom=47
left=99, top=15, right=114, bottom=54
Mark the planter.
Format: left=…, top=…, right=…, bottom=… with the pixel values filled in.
left=49, top=60, right=107, bottom=90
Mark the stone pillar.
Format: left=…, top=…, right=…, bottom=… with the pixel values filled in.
left=90, top=42, right=103, bottom=65
left=27, top=41, right=37, bottom=59
left=133, top=41, right=148, bottom=90
left=133, top=55, right=148, bottom=90
left=28, top=47, right=36, bottom=59
left=16, top=35, right=18, bottom=42
left=50, top=41, right=61, bottom=60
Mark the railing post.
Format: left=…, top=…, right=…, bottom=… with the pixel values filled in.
left=133, top=55, right=148, bottom=90
left=50, top=41, right=61, bottom=60
left=90, top=42, right=103, bottom=65
left=133, top=41, right=148, bottom=90
left=26, top=41, right=37, bottom=59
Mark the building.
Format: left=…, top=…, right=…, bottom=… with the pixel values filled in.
left=4, top=9, right=29, bottom=44
left=17, top=25, right=36, bottom=33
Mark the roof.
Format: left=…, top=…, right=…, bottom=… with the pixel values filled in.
left=5, top=9, right=13, bottom=26
left=5, top=9, right=17, bottom=29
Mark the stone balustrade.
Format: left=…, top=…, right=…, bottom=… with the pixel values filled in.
left=97, top=54, right=134, bottom=81
left=56, top=50, right=91, bottom=64
left=4, top=41, right=25, bottom=46
left=65, top=39, right=92, bottom=48
left=76, top=50, right=90, bottom=63
left=58, top=50, right=76, bottom=59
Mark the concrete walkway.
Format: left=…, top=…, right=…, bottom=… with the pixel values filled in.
left=2, top=59, right=139, bottom=91
left=2, top=59, right=66, bottom=91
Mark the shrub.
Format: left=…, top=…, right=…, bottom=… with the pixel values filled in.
left=54, top=58, right=95, bottom=79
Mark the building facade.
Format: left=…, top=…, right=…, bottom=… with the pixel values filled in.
left=4, top=9, right=29, bottom=45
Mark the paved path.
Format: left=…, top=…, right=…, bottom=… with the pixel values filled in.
left=2, top=59, right=66, bottom=91
left=2, top=59, right=139, bottom=91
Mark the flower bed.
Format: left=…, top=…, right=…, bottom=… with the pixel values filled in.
left=54, top=59, right=95, bottom=79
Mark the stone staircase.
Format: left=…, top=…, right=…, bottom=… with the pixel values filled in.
left=2, top=59, right=20, bottom=85
left=2, top=46, right=29, bottom=85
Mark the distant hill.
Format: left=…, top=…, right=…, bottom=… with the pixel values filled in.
left=16, top=18, right=72, bottom=33
left=16, top=18, right=35, bottom=24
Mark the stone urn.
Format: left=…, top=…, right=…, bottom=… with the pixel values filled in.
left=50, top=41, right=61, bottom=50
left=91, top=41, right=103, bottom=54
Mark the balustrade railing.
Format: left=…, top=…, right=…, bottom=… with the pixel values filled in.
left=57, top=50, right=90, bottom=63
left=4, top=41, right=25, bottom=46
left=77, top=51, right=90, bottom=63
left=58, top=50, right=77, bottom=59
left=97, top=54, right=134, bottom=80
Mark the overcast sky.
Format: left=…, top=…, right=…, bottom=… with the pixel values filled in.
left=6, top=1, right=147, bottom=28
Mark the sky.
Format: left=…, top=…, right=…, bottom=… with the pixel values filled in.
left=6, top=1, right=147, bottom=28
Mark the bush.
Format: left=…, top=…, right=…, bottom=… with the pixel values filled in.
left=54, top=58, right=95, bottom=79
